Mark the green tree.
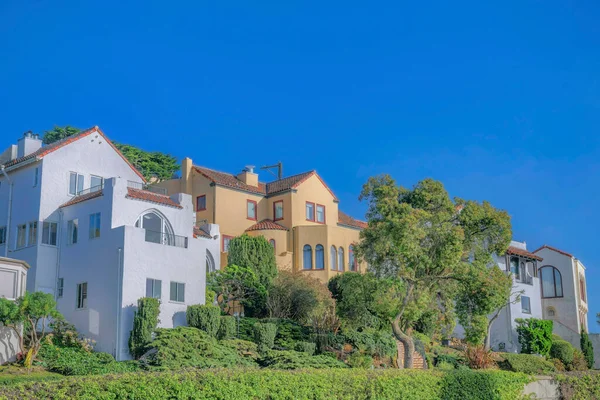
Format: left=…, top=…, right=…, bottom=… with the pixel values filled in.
left=0, top=298, right=24, bottom=355
left=515, top=318, right=553, bottom=356
left=356, top=176, right=511, bottom=368
left=580, top=329, right=595, bottom=369
left=208, top=264, right=267, bottom=317
left=227, top=234, right=278, bottom=288
left=128, top=297, right=160, bottom=359
left=42, top=125, right=81, bottom=145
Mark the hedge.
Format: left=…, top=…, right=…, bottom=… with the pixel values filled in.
left=0, top=369, right=531, bottom=400
left=498, top=353, right=556, bottom=375
left=557, top=372, right=600, bottom=400
left=186, top=305, right=221, bottom=337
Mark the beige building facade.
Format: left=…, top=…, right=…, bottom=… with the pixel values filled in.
left=158, top=159, right=367, bottom=282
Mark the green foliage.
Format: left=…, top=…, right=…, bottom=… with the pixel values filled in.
left=227, top=234, right=278, bottom=288
left=498, top=353, right=556, bottom=375
left=186, top=304, right=221, bottom=337
left=515, top=318, right=553, bottom=356
left=551, top=340, right=575, bottom=366
left=205, top=289, right=216, bottom=305
left=128, top=297, right=160, bottom=359
left=437, top=361, right=455, bottom=371
left=219, top=339, right=260, bottom=362
left=294, top=341, right=316, bottom=356
left=266, top=318, right=313, bottom=350
left=42, top=126, right=81, bottom=145
left=347, top=352, right=373, bottom=369
left=47, top=320, right=95, bottom=352
left=259, top=350, right=348, bottom=369
left=435, top=353, right=465, bottom=369
left=557, top=372, right=600, bottom=400
left=570, top=350, right=589, bottom=372
left=580, top=329, right=595, bottom=369
left=254, top=322, right=277, bottom=353
left=217, top=316, right=237, bottom=340
left=38, top=344, right=139, bottom=376
left=340, top=329, right=397, bottom=358
left=440, top=369, right=532, bottom=400
left=209, top=264, right=267, bottom=318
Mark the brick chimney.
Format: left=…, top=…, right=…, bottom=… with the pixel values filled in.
left=237, top=165, right=258, bottom=187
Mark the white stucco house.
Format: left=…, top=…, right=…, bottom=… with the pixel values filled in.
left=0, top=127, right=220, bottom=360
left=0, top=256, right=29, bottom=364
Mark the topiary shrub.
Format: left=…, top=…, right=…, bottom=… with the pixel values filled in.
left=550, top=340, right=574, bottom=366
left=515, top=318, right=553, bottom=356
left=128, top=297, right=160, bottom=359
left=259, top=350, right=347, bottom=369
left=498, top=353, right=556, bottom=375
left=217, top=316, right=237, bottom=340
left=294, top=341, right=316, bottom=356
left=580, top=329, right=595, bottom=369
left=347, top=352, right=373, bottom=369
left=186, top=304, right=220, bottom=337
left=254, top=322, right=277, bottom=353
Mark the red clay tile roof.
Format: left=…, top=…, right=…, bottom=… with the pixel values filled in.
left=506, top=246, right=543, bottom=261
left=266, top=171, right=315, bottom=194
left=2, top=126, right=146, bottom=182
left=126, top=188, right=182, bottom=209
left=337, top=211, right=368, bottom=230
left=59, top=190, right=103, bottom=208
left=245, top=219, right=288, bottom=232
left=533, top=245, right=573, bottom=258
left=193, top=226, right=212, bottom=239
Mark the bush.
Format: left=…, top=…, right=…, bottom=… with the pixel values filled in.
left=498, top=353, right=556, bottom=375
left=435, top=353, right=465, bottom=369
left=294, top=341, right=316, bottom=356
left=128, top=297, right=160, bottom=359
left=550, top=340, right=575, bottom=366
left=254, top=322, right=277, bottom=353
left=347, top=352, right=373, bottom=369
left=217, top=316, right=237, bottom=340
left=437, top=361, right=455, bottom=370
left=515, top=318, right=553, bottom=356
left=580, top=330, right=595, bottom=369
left=38, top=344, right=139, bottom=376
left=263, top=318, right=313, bottom=350
left=237, top=317, right=259, bottom=341
left=46, top=320, right=95, bottom=352
left=205, top=289, right=216, bottom=305
left=557, top=371, right=600, bottom=400
left=569, top=350, right=588, bottom=372
left=464, top=345, right=495, bottom=369
left=186, top=304, right=221, bottom=337
left=259, top=350, right=348, bottom=369
left=340, top=329, right=397, bottom=358
left=219, top=339, right=260, bottom=362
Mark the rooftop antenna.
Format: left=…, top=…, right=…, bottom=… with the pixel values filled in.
left=260, top=162, right=283, bottom=180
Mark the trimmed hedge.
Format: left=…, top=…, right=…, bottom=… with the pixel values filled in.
left=217, top=316, right=237, bottom=340
left=294, top=341, right=316, bottom=356
left=259, top=350, right=347, bottom=369
left=186, top=305, right=221, bottom=337
left=498, top=353, right=556, bottom=375
left=0, top=369, right=532, bottom=400
left=253, top=322, right=277, bottom=353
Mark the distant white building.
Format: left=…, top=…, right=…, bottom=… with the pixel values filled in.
left=0, top=127, right=220, bottom=360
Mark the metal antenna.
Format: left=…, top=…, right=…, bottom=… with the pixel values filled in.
left=260, top=162, right=283, bottom=180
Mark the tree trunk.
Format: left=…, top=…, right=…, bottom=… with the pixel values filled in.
left=392, top=315, right=415, bottom=368
left=484, top=312, right=501, bottom=350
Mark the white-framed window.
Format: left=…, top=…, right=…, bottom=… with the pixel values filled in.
left=89, top=213, right=101, bottom=239
left=57, top=278, right=64, bottom=298
left=69, top=172, right=84, bottom=196
left=16, top=224, right=26, bottom=249
left=521, top=296, right=531, bottom=314
left=28, top=221, right=37, bottom=246
left=170, top=281, right=185, bottom=303
left=146, top=278, right=162, bottom=299
left=42, top=221, right=58, bottom=246
left=67, top=219, right=78, bottom=245
left=316, top=204, right=325, bottom=224
left=33, top=167, right=39, bottom=187
left=0, top=226, right=6, bottom=245
left=90, top=175, right=103, bottom=192
left=76, top=282, right=88, bottom=309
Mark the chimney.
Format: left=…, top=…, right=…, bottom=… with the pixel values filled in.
left=182, top=157, right=193, bottom=194
left=237, top=165, right=258, bottom=187
left=17, top=131, right=42, bottom=158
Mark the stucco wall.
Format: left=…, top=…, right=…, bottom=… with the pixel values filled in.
left=290, top=174, right=338, bottom=228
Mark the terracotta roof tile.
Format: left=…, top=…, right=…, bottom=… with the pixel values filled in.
left=506, top=246, right=543, bottom=261
left=533, top=244, right=573, bottom=258
left=59, top=190, right=103, bottom=208
left=266, top=171, right=315, bottom=195
left=337, top=211, right=368, bottom=230
left=193, top=226, right=212, bottom=239
left=245, top=219, right=288, bottom=232
left=126, top=188, right=182, bottom=209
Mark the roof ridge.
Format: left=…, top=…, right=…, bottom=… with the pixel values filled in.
left=532, top=244, right=573, bottom=258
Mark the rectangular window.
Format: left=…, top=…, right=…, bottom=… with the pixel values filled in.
left=521, top=296, right=531, bottom=314
left=42, top=221, right=58, bottom=246
left=222, top=235, right=234, bottom=253
left=76, top=282, right=88, bottom=309
left=247, top=200, right=257, bottom=220
left=89, top=213, right=101, bottom=239
left=316, top=204, right=325, bottom=224
left=196, top=195, right=206, bottom=211
left=28, top=221, right=37, bottom=246
left=146, top=278, right=162, bottom=299
left=90, top=176, right=103, bottom=192
left=170, top=281, right=185, bottom=302
left=67, top=219, right=78, bottom=245
left=57, top=278, right=64, bottom=298
left=0, top=226, right=6, bottom=245
left=273, top=201, right=283, bottom=221
left=306, top=202, right=315, bottom=221
left=33, top=167, right=39, bottom=187
left=69, top=172, right=84, bottom=195
left=16, top=224, right=26, bottom=248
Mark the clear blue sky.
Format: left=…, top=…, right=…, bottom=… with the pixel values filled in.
left=1, top=1, right=599, bottom=331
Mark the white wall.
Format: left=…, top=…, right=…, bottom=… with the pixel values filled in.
left=0, top=258, right=28, bottom=364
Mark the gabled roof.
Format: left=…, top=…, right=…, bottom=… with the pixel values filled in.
left=245, top=219, right=288, bottom=232
left=59, top=190, right=103, bottom=208
left=337, top=211, right=368, bottom=230
left=506, top=246, right=543, bottom=261
left=533, top=244, right=573, bottom=258
left=2, top=126, right=146, bottom=182
left=126, top=188, right=182, bottom=209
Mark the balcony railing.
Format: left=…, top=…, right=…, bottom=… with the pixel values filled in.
left=76, top=183, right=104, bottom=196
left=127, top=181, right=167, bottom=195
left=144, top=229, right=188, bottom=249
left=515, top=272, right=534, bottom=286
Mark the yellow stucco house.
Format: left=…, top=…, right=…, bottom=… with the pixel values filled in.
left=157, top=158, right=367, bottom=282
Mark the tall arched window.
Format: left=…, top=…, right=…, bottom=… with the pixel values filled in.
left=135, top=210, right=174, bottom=245
left=206, top=250, right=216, bottom=275
left=269, top=239, right=276, bottom=254
left=330, top=246, right=337, bottom=271
left=338, top=247, right=344, bottom=271
left=315, top=245, right=324, bottom=270
left=349, top=245, right=356, bottom=271
left=540, top=266, right=563, bottom=298
left=303, top=245, right=312, bottom=270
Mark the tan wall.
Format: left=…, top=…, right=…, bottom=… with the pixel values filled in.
left=265, top=192, right=292, bottom=229
left=155, top=178, right=182, bottom=196
left=290, top=174, right=338, bottom=228
left=192, top=173, right=216, bottom=224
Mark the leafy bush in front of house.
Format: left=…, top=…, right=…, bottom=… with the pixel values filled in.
left=515, top=318, right=553, bottom=356
left=498, top=353, right=556, bottom=375
left=580, top=329, right=595, bottom=369
left=262, top=318, right=313, bottom=350
left=217, top=316, right=237, bottom=340
left=186, top=304, right=221, bottom=337
left=128, top=297, right=160, bottom=359
left=551, top=340, right=575, bottom=366
left=294, top=341, right=316, bottom=356
left=339, top=329, right=397, bottom=358
left=253, top=322, right=277, bottom=353
left=259, top=350, right=348, bottom=369
left=38, top=344, right=139, bottom=376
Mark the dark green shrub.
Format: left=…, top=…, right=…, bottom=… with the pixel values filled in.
left=435, top=353, right=464, bottom=368
left=347, top=352, right=373, bottom=369
left=580, top=329, right=595, bottom=369
left=515, top=318, right=553, bottom=356
left=259, top=350, right=347, bottom=369
left=128, top=297, right=160, bottom=359
left=557, top=371, right=600, bottom=399
left=550, top=340, right=575, bottom=365
left=441, top=369, right=532, bottom=400
left=186, top=304, right=220, bottom=337
left=38, top=344, right=139, bottom=376
left=294, top=341, right=316, bottom=356
left=219, top=339, right=260, bottom=362
left=498, top=353, right=556, bottom=375
left=254, top=322, right=277, bottom=353
left=217, top=316, right=237, bottom=340
left=341, top=329, right=397, bottom=357
left=262, top=318, right=313, bottom=350
left=237, top=317, right=259, bottom=341
left=227, top=234, right=277, bottom=288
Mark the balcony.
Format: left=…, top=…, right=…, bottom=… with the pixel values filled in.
left=144, top=229, right=188, bottom=249
left=127, top=181, right=167, bottom=195
left=517, top=272, right=534, bottom=286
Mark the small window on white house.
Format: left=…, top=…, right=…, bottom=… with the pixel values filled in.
left=67, top=219, right=78, bottom=245
left=146, top=278, right=162, bottom=299
left=0, top=226, right=6, bottom=245
left=521, top=296, right=531, bottom=314
left=33, top=167, right=39, bottom=187
left=42, top=221, right=58, bottom=246
left=90, top=176, right=103, bottom=192
left=57, top=278, right=64, bottom=298
left=69, top=172, right=84, bottom=195
left=89, top=213, right=101, bottom=239
left=170, top=281, right=185, bottom=302
left=76, top=282, right=88, bottom=309
left=16, top=224, right=26, bottom=248
left=28, top=222, right=37, bottom=246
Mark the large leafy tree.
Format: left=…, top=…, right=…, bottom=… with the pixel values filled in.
left=356, top=176, right=511, bottom=368
left=41, top=126, right=179, bottom=182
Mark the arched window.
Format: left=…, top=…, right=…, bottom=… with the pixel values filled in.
left=269, top=239, right=276, bottom=254
left=206, top=250, right=216, bottom=275
left=540, top=266, right=563, bottom=298
left=135, top=210, right=174, bottom=245
left=330, top=246, right=337, bottom=271
left=580, top=278, right=586, bottom=302
left=509, top=257, right=520, bottom=279
left=315, top=245, right=324, bottom=270
left=303, top=245, right=312, bottom=270
left=547, top=307, right=556, bottom=318
left=349, top=245, right=357, bottom=271
left=338, top=247, right=344, bottom=271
